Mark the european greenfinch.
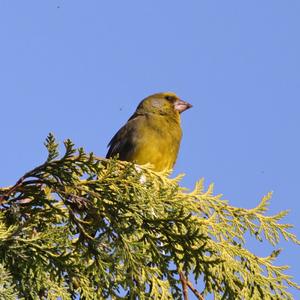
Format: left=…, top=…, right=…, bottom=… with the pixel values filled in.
left=106, top=92, right=192, bottom=171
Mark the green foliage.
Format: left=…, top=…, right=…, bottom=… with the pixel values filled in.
left=0, top=133, right=299, bottom=299
left=0, top=263, right=20, bottom=300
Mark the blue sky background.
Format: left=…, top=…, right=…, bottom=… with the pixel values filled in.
left=1, top=1, right=299, bottom=298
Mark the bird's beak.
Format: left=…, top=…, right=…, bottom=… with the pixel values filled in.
left=174, top=99, right=193, bottom=113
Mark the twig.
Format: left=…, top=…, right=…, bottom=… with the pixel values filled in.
left=187, top=280, right=204, bottom=300
left=0, top=176, right=25, bottom=204
left=179, top=271, right=189, bottom=300
left=0, top=152, right=91, bottom=203
left=0, top=160, right=50, bottom=204
left=179, top=271, right=204, bottom=300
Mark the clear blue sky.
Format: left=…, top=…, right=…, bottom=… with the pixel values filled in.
left=1, top=1, right=299, bottom=298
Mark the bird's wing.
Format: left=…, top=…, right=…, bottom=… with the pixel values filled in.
left=106, top=114, right=142, bottom=160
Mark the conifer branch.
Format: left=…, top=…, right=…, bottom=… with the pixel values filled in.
left=0, top=133, right=299, bottom=299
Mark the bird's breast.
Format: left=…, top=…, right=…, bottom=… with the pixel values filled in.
left=131, top=115, right=182, bottom=171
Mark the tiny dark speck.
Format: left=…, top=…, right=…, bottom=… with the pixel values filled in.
left=57, top=6, right=60, bottom=8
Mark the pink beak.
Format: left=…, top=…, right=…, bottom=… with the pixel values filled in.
left=174, top=99, right=193, bottom=113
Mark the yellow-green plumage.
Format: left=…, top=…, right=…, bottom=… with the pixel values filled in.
left=106, top=92, right=192, bottom=171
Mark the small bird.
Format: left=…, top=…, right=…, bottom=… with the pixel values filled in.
left=106, top=92, right=192, bottom=171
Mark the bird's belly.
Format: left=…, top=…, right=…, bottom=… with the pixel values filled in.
left=130, top=130, right=181, bottom=171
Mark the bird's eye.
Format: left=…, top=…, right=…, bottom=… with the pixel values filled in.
left=165, top=95, right=174, bottom=101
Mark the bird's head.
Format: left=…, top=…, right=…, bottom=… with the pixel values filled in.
left=136, top=92, right=192, bottom=117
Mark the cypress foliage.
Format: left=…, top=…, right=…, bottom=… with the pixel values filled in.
left=0, top=133, right=299, bottom=299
